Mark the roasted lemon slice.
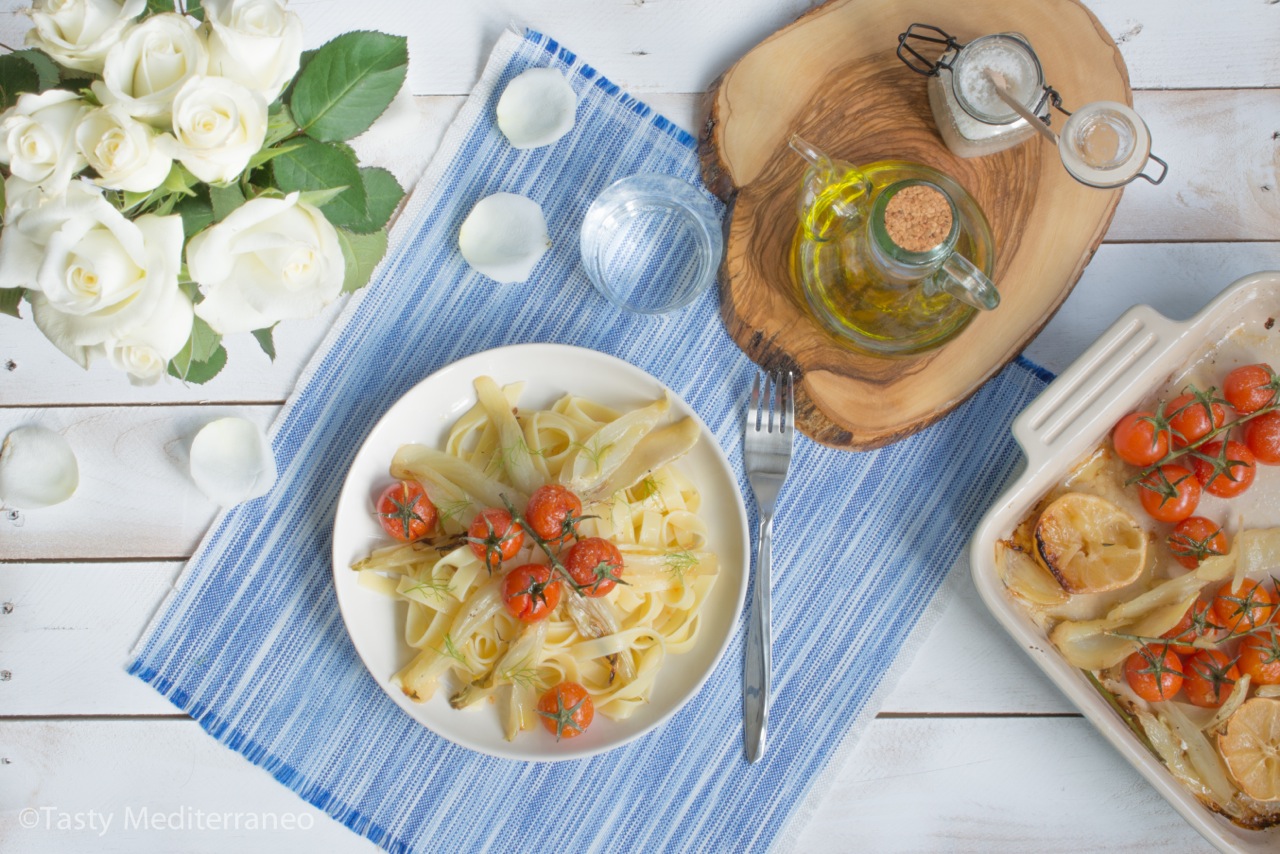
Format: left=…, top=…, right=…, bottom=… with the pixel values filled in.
left=1034, top=492, right=1146, bottom=593
left=1220, top=697, right=1280, bottom=801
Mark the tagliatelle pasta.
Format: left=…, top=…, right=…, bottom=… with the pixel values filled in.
left=351, top=376, right=718, bottom=741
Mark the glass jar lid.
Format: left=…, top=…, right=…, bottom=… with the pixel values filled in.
left=1058, top=101, right=1151, bottom=188
left=951, top=34, right=1044, bottom=125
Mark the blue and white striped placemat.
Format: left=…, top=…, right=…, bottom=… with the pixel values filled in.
left=130, top=28, right=1051, bottom=853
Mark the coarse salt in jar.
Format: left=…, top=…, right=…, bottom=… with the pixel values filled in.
left=899, top=25, right=1051, bottom=159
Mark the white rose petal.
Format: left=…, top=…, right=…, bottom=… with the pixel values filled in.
left=0, top=90, right=89, bottom=194
left=189, top=417, right=277, bottom=507
left=457, top=192, right=550, bottom=284
left=189, top=193, right=345, bottom=335
left=95, top=13, right=208, bottom=125
left=76, top=105, right=172, bottom=192
left=0, top=425, right=79, bottom=510
left=160, top=75, right=266, bottom=184
left=496, top=68, right=577, bottom=150
left=25, top=0, right=146, bottom=73
left=203, top=0, right=303, bottom=103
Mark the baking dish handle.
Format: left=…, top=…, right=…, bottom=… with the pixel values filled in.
left=1012, top=305, right=1184, bottom=462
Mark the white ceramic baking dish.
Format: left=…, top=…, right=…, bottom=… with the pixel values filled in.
left=970, top=271, right=1280, bottom=853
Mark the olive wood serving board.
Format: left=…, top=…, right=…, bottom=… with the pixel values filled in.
left=699, top=0, right=1129, bottom=449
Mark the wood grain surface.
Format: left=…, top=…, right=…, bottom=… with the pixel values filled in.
left=700, top=0, right=1131, bottom=449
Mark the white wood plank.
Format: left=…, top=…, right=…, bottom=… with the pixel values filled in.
left=0, top=560, right=1069, bottom=717
left=0, top=717, right=1212, bottom=853
left=800, top=716, right=1213, bottom=853
left=0, top=406, right=274, bottom=561
left=1107, top=90, right=1280, bottom=242
left=0, top=563, right=179, bottom=717
left=0, top=1, right=1273, bottom=93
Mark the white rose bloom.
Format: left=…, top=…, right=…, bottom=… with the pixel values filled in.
left=94, top=13, right=208, bottom=125
left=76, top=105, right=172, bottom=192
left=25, top=0, right=146, bottom=73
left=203, top=0, right=303, bottom=104
left=0, top=90, right=89, bottom=195
left=103, top=281, right=194, bottom=385
left=189, top=193, right=344, bottom=335
left=0, top=181, right=186, bottom=368
left=160, top=75, right=266, bottom=184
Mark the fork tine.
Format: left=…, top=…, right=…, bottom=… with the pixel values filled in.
left=763, top=372, right=775, bottom=432
left=783, top=371, right=794, bottom=433
left=748, top=372, right=762, bottom=432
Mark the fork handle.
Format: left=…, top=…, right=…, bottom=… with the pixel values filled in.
left=743, top=514, right=772, bottom=763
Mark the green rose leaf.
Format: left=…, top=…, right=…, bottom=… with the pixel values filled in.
left=0, top=287, right=24, bottom=319
left=168, top=344, right=226, bottom=385
left=146, top=0, right=175, bottom=14
left=13, top=50, right=60, bottom=90
left=337, top=227, right=388, bottom=294
left=168, top=316, right=221, bottom=381
left=342, top=167, right=405, bottom=234
left=272, top=136, right=366, bottom=225
left=251, top=326, right=277, bottom=362
left=174, top=190, right=214, bottom=240
left=288, top=31, right=407, bottom=142
left=209, top=182, right=245, bottom=222
left=0, top=55, right=40, bottom=110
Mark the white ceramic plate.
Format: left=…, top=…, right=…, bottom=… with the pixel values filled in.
left=331, top=343, right=749, bottom=761
left=971, top=272, right=1280, bottom=852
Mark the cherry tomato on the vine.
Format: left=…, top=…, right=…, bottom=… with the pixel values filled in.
left=376, top=481, right=437, bottom=542
left=1190, top=440, right=1256, bottom=499
left=1223, top=363, right=1279, bottom=415
left=1164, top=392, right=1225, bottom=447
left=1167, top=517, right=1229, bottom=569
left=502, top=564, right=561, bottom=623
left=1161, top=601, right=1221, bottom=655
left=1138, top=464, right=1201, bottom=523
left=536, top=681, right=594, bottom=740
left=1211, top=579, right=1277, bottom=634
left=525, top=484, right=584, bottom=546
left=564, top=537, right=624, bottom=596
left=1112, top=411, right=1170, bottom=466
left=1124, top=646, right=1184, bottom=702
left=1245, top=411, right=1280, bottom=465
left=1239, top=627, right=1280, bottom=686
left=1183, top=649, right=1240, bottom=708
left=468, top=508, right=524, bottom=571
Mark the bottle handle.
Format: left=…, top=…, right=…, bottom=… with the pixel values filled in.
left=926, top=253, right=1000, bottom=311
left=789, top=135, right=873, bottom=241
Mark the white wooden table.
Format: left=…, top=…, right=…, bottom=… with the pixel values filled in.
left=2, top=1, right=1278, bottom=850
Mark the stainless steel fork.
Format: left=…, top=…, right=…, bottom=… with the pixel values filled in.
left=742, top=369, right=794, bottom=763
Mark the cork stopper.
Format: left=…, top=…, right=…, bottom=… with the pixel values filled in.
left=883, top=185, right=952, bottom=253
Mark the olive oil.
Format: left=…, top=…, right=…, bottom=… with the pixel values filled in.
left=791, top=159, right=995, bottom=356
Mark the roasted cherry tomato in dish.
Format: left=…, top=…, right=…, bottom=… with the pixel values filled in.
left=1184, top=649, right=1241, bottom=708
left=1138, top=464, right=1200, bottom=523
left=1164, top=391, right=1226, bottom=448
left=376, top=481, right=438, bottom=542
left=502, top=563, right=561, bottom=623
left=525, top=484, right=584, bottom=546
left=1167, top=517, right=1229, bottom=570
left=468, top=508, right=524, bottom=571
left=1245, top=411, right=1280, bottom=465
left=1190, top=440, right=1256, bottom=499
left=1211, top=579, right=1277, bottom=634
left=1124, top=646, right=1184, bottom=703
left=1112, top=411, right=1170, bottom=467
left=536, top=681, right=594, bottom=740
left=564, top=537, right=625, bottom=596
left=1223, top=363, right=1279, bottom=414
left=1161, top=601, right=1222, bottom=656
left=1239, top=627, right=1280, bottom=686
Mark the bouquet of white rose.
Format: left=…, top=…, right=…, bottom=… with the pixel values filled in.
left=0, top=0, right=408, bottom=384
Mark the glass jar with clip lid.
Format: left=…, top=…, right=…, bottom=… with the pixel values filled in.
left=897, top=23, right=1168, bottom=189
